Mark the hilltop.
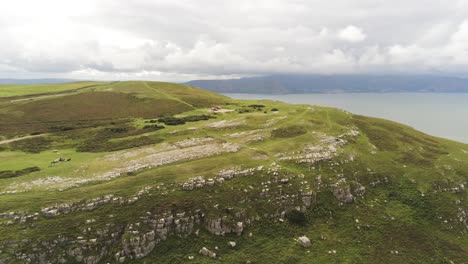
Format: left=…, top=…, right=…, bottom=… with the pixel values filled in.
left=0, top=81, right=466, bottom=264
left=0, top=81, right=228, bottom=137
left=186, top=74, right=468, bottom=94
left=0, top=79, right=77, bottom=85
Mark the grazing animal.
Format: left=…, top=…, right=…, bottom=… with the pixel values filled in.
left=49, top=158, right=61, bottom=167
left=49, top=157, right=71, bottom=166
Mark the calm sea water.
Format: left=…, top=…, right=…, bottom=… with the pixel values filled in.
left=224, top=93, right=468, bottom=143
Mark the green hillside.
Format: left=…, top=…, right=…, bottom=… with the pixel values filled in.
left=0, top=81, right=228, bottom=137
left=0, top=82, right=104, bottom=97
left=0, top=82, right=466, bottom=264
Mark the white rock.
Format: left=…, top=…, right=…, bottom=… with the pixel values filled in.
left=199, top=247, right=216, bottom=258
left=298, top=236, right=311, bottom=248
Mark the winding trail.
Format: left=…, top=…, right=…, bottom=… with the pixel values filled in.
left=143, top=82, right=195, bottom=109
left=0, top=134, right=45, bottom=145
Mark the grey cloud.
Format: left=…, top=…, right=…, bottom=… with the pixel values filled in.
left=1, top=0, right=468, bottom=81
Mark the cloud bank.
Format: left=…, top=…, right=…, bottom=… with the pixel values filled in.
left=1, top=0, right=468, bottom=81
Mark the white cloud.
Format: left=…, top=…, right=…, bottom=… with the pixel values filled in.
left=338, top=25, right=367, bottom=43
left=0, top=0, right=468, bottom=81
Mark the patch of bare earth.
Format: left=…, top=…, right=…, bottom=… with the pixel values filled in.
left=207, top=119, right=245, bottom=128
left=3, top=138, right=240, bottom=193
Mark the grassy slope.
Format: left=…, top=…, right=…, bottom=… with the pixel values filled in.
left=0, top=81, right=228, bottom=137
left=0, top=83, right=466, bottom=263
left=0, top=82, right=103, bottom=97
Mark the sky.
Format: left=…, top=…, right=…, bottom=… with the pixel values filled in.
left=1, top=0, right=468, bottom=82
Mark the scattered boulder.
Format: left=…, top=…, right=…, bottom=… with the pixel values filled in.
left=228, top=241, right=236, bottom=248
left=332, top=180, right=354, bottom=203
left=280, top=178, right=289, bottom=184
left=352, top=182, right=366, bottom=197
left=298, top=236, right=311, bottom=248
left=42, top=209, right=59, bottom=218
left=199, top=247, right=216, bottom=258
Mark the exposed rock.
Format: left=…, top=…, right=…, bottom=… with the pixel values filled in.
left=42, top=209, right=59, bottom=218
left=199, top=247, right=216, bottom=258
left=298, top=236, right=311, bottom=248
left=280, top=178, right=289, bottom=184
left=6, top=140, right=240, bottom=193
left=206, top=218, right=244, bottom=236
left=228, top=241, right=237, bottom=248
left=301, top=191, right=316, bottom=209
left=278, top=129, right=358, bottom=165
left=352, top=182, right=366, bottom=197
left=332, top=183, right=354, bottom=204
left=207, top=119, right=244, bottom=129
left=332, top=179, right=366, bottom=204
left=181, top=166, right=263, bottom=191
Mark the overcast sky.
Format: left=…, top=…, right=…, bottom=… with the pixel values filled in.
left=1, top=0, right=468, bottom=82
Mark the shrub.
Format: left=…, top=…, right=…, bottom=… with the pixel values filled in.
left=9, top=137, right=52, bottom=153
left=238, top=108, right=253, bottom=113
left=0, top=171, right=15, bottom=179
left=108, top=127, right=128, bottom=133
left=248, top=104, right=265, bottom=108
left=271, top=108, right=279, bottom=112
left=181, top=115, right=214, bottom=122
left=285, top=210, right=307, bottom=226
left=143, top=124, right=165, bottom=130
left=77, top=136, right=163, bottom=152
left=158, top=115, right=215, bottom=126
left=158, top=116, right=186, bottom=126
left=0, top=166, right=41, bottom=179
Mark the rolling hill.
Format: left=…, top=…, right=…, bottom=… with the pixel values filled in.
left=0, top=81, right=466, bottom=264
left=0, top=79, right=77, bottom=85
left=0, top=81, right=228, bottom=137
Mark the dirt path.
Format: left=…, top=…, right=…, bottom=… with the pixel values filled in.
left=10, top=93, right=66, bottom=103
left=1, top=82, right=114, bottom=103
left=0, top=134, right=44, bottom=145
left=143, top=82, right=195, bottom=109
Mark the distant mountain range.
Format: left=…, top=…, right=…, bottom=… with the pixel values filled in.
left=0, top=78, right=77, bottom=85
left=4, top=75, right=468, bottom=94
left=186, top=74, right=468, bottom=94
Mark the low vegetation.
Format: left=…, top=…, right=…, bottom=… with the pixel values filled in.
left=8, top=137, right=53, bottom=153
left=0, top=81, right=466, bottom=264
left=285, top=209, right=307, bottom=226
left=75, top=125, right=165, bottom=152
left=0, top=167, right=40, bottom=179
left=77, top=135, right=164, bottom=152
left=157, top=114, right=216, bottom=126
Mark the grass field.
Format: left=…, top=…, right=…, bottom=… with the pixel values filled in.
left=0, top=81, right=466, bottom=263
left=0, top=81, right=106, bottom=97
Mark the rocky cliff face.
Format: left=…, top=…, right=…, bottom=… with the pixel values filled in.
left=0, top=195, right=317, bottom=264
left=0, top=168, right=329, bottom=263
